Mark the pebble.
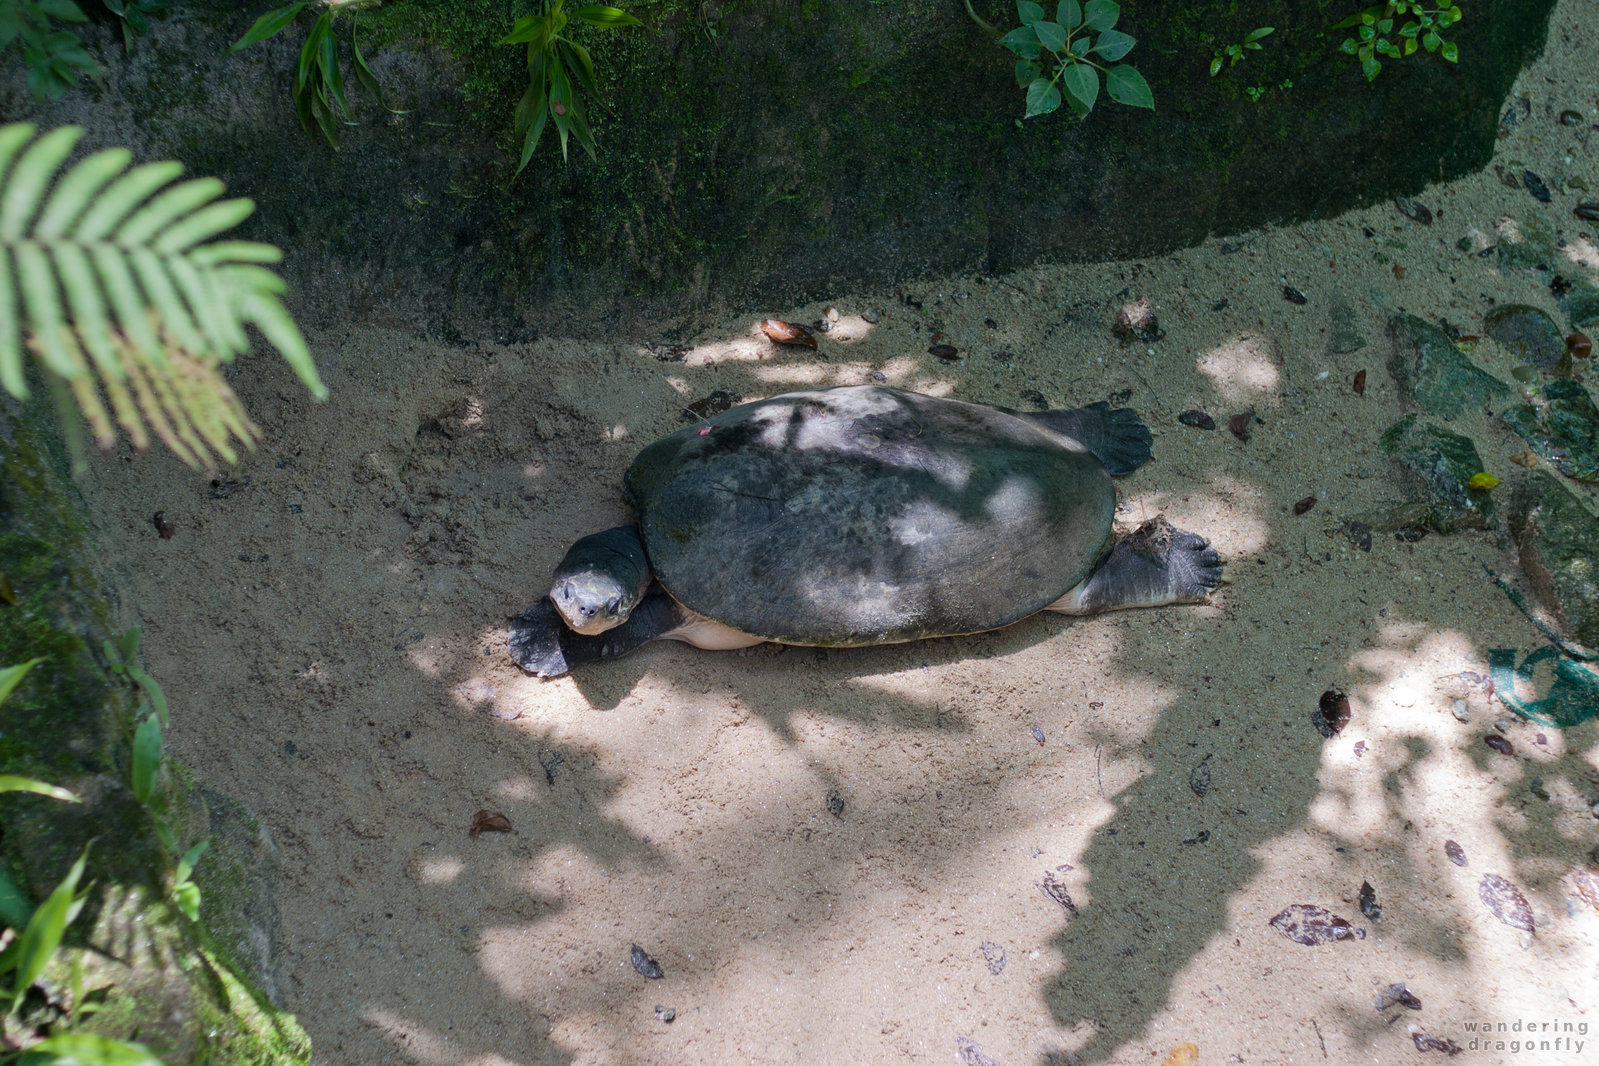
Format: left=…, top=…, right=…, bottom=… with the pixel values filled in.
left=1451, top=699, right=1470, bottom=723
left=862, top=309, right=880, bottom=323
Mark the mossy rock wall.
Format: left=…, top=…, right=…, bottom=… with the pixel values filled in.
left=1, top=0, right=1556, bottom=338
left=0, top=398, right=308, bottom=1063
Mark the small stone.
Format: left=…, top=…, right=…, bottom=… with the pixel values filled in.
left=1451, top=699, right=1470, bottom=722
left=862, top=309, right=881, bottom=324
left=654, top=1005, right=676, bottom=1023
left=1484, top=305, right=1566, bottom=369
left=1386, top=314, right=1509, bottom=419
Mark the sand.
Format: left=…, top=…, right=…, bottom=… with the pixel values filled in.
left=79, top=5, right=1599, bottom=1063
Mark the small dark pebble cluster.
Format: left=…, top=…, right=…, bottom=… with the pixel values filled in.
left=1359, top=880, right=1381, bottom=920
left=1484, top=734, right=1514, bottom=756
left=827, top=789, right=845, bottom=818
left=1347, top=521, right=1373, bottom=552
left=630, top=943, right=665, bottom=979
left=1179, top=409, right=1216, bottom=430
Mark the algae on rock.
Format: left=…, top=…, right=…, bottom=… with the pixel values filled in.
left=0, top=398, right=309, bottom=1064
left=1510, top=471, right=1599, bottom=655
left=1386, top=313, right=1509, bottom=419
left=1377, top=414, right=1497, bottom=533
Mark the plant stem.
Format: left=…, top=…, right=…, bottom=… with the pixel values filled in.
left=963, top=0, right=998, bottom=36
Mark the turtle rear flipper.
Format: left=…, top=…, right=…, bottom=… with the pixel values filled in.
left=1050, top=517, right=1223, bottom=615
left=1027, top=402, right=1152, bottom=476
left=511, top=588, right=688, bottom=677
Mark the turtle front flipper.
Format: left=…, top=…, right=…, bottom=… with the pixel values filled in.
left=1026, top=401, right=1152, bottom=475
left=1049, top=517, right=1223, bottom=615
left=510, top=587, right=689, bottom=677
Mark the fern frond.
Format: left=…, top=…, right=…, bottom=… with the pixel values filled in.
left=0, top=123, right=325, bottom=472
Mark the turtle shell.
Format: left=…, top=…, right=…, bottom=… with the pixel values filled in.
left=624, top=386, right=1116, bottom=645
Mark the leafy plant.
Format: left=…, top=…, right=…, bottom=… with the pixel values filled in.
left=0, top=122, right=326, bottom=472
left=1210, top=26, right=1272, bottom=76
left=0, top=0, right=100, bottom=100
left=227, top=0, right=401, bottom=149
left=501, top=0, right=643, bottom=174
left=0, top=661, right=163, bottom=1066
left=968, top=0, right=1152, bottom=121
left=102, top=0, right=168, bottom=52
left=1335, top=0, right=1460, bottom=81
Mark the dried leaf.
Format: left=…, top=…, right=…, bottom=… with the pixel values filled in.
left=469, top=809, right=512, bottom=838
left=760, top=318, right=817, bottom=349
left=1412, top=1032, right=1462, bottom=1055
left=1039, top=870, right=1076, bottom=913
left=630, top=943, right=664, bottom=978
left=1393, top=196, right=1434, bottom=224
left=1268, top=903, right=1358, bottom=945
left=1293, top=495, right=1317, bottom=515
left=1353, top=369, right=1367, bottom=396
left=1178, top=409, right=1215, bottom=430
left=1161, top=1044, right=1199, bottom=1066
left=1227, top=411, right=1253, bottom=441
left=929, top=344, right=960, bottom=361
left=980, top=941, right=1006, bottom=974
left=1189, top=758, right=1211, bottom=798
left=1312, top=689, right=1351, bottom=737
left=1570, top=866, right=1599, bottom=913
left=152, top=511, right=175, bottom=539
left=1375, top=982, right=1422, bottom=1010
left=1479, top=873, right=1534, bottom=931
left=1444, top=840, right=1467, bottom=867
left=956, top=1037, right=998, bottom=1066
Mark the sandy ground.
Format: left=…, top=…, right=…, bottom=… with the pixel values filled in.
left=76, top=5, right=1599, bottom=1064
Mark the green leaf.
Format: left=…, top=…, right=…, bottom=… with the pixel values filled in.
left=1361, top=54, right=1382, bottom=79
left=35, top=146, right=131, bottom=239
left=1422, top=29, right=1440, bottom=51
left=1062, top=62, right=1098, bottom=111
left=1440, top=39, right=1457, bottom=61
left=23, top=1033, right=166, bottom=1066
left=226, top=3, right=304, bottom=54
left=35, top=0, right=87, bottom=23
left=557, top=38, right=599, bottom=98
left=1068, top=35, right=1089, bottom=56
left=1055, top=0, right=1081, bottom=29
left=1358, top=23, right=1374, bottom=40
left=499, top=14, right=545, bottom=46
left=152, top=817, right=175, bottom=852
left=571, top=5, right=642, bottom=27
left=174, top=839, right=209, bottom=884
left=1032, top=19, right=1065, bottom=52
left=1403, top=35, right=1416, bottom=55
left=1377, top=17, right=1393, bottom=33
left=173, top=880, right=201, bottom=922
left=0, top=865, right=31, bottom=931
left=1081, top=0, right=1118, bottom=32
left=1105, top=63, right=1153, bottom=108
left=9, top=843, right=88, bottom=1013
left=74, top=160, right=185, bottom=241
left=1245, top=26, right=1274, bottom=42
left=1339, top=36, right=1358, bottom=54
left=0, top=124, right=80, bottom=240
left=352, top=31, right=401, bottom=114
left=0, top=658, right=43, bottom=705
left=1209, top=54, right=1222, bottom=76
left=1016, top=0, right=1045, bottom=26
left=0, top=775, right=80, bottom=802
left=1093, top=28, right=1134, bottom=60
left=998, top=25, right=1040, bottom=58
left=1023, top=77, right=1061, bottom=117
left=131, top=713, right=160, bottom=806
left=1014, top=58, right=1041, bottom=86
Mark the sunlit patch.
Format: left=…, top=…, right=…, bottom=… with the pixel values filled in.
left=412, top=856, right=464, bottom=884
left=664, top=376, right=691, bottom=394
left=493, top=777, right=540, bottom=802
left=458, top=397, right=485, bottom=430
left=452, top=677, right=497, bottom=710
left=1560, top=235, right=1599, bottom=278
left=1196, top=334, right=1281, bottom=403
left=364, top=1009, right=522, bottom=1066
left=603, top=424, right=628, bottom=442
left=753, top=362, right=870, bottom=386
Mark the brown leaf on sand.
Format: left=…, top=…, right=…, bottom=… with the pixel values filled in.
left=1479, top=873, right=1534, bottom=931
left=1161, top=1043, right=1199, bottom=1066
left=760, top=319, right=817, bottom=348
left=469, top=809, right=513, bottom=839
left=1268, top=904, right=1358, bottom=945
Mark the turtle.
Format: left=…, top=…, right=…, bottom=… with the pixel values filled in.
left=509, top=385, right=1222, bottom=677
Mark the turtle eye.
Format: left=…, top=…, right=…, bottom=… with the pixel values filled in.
left=606, top=596, right=622, bottom=615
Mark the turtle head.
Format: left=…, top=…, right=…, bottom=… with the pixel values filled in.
left=551, top=572, right=639, bottom=634
left=548, top=526, right=653, bottom=635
